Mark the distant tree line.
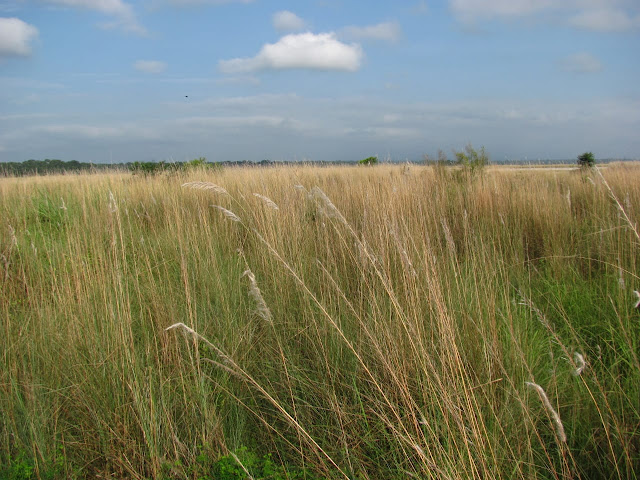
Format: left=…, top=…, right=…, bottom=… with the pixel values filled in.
left=0, top=158, right=284, bottom=177
left=0, top=159, right=120, bottom=176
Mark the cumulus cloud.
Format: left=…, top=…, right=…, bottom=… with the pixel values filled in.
left=561, top=52, right=603, bottom=73
left=341, top=21, right=402, bottom=43
left=43, top=0, right=146, bottom=34
left=0, top=17, right=38, bottom=57
left=134, top=60, right=167, bottom=73
left=272, top=10, right=306, bottom=32
left=219, top=33, right=363, bottom=73
left=569, top=8, right=640, bottom=32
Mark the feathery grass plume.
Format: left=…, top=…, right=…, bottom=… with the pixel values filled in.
left=572, top=352, right=586, bottom=376
left=634, top=290, right=640, bottom=310
left=525, top=381, right=567, bottom=443
left=8, top=224, right=17, bottom=247
left=389, top=226, right=417, bottom=277
left=242, top=269, right=272, bottom=323
left=165, top=322, right=197, bottom=336
left=211, top=205, right=241, bottom=223
left=108, top=191, right=118, bottom=213
left=253, top=193, right=279, bottom=210
left=440, top=218, right=456, bottom=255
left=182, top=181, right=228, bottom=195
left=310, top=186, right=347, bottom=224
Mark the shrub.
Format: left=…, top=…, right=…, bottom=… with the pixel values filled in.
left=358, top=156, right=378, bottom=166
left=577, top=152, right=596, bottom=168
left=454, top=143, right=488, bottom=175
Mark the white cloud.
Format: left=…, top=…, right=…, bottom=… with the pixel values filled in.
left=341, top=21, right=402, bottom=43
left=412, top=1, right=429, bottom=15
left=449, top=0, right=640, bottom=31
left=21, top=123, right=161, bottom=141
left=219, top=33, right=363, bottom=73
left=449, top=0, right=554, bottom=22
left=43, top=0, right=146, bottom=34
left=272, top=11, right=306, bottom=32
left=0, top=17, right=38, bottom=57
left=2, top=96, right=639, bottom=162
left=134, top=60, right=167, bottom=74
left=167, top=0, right=254, bottom=6
left=177, top=115, right=286, bottom=128
left=561, top=52, right=603, bottom=73
left=569, top=8, right=640, bottom=32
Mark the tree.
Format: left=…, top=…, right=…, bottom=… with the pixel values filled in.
left=577, top=152, right=595, bottom=168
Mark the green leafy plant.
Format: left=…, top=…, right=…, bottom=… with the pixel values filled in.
left=187, top=447, right=319, bottom=480
left=358, top=156, right=378, bottom=166
left=187, top=157, right=208, bottom=169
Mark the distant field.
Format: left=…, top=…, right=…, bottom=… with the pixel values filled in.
left=1, top=163, right=638, bottom=479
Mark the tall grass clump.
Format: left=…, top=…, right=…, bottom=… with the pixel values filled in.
left=1, top=163, right=639, bottom=479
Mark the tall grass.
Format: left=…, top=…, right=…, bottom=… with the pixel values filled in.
left=1, top=164, right=639, bottom=479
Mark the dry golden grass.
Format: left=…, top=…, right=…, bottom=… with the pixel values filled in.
left=1, top=163, right=639, bottom=479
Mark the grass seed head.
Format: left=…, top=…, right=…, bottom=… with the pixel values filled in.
left=526, top=381, right=567, bottom=443
left=211, top=205, right=241, bottom=222
left=182, top=181, right=228, bottom=195
left=242, top=269, right=273, bottom=324
left=253, top=193, right=279, bottom=210
left=572, top=352, right=586, bottom=376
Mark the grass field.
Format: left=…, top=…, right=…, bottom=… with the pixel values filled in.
left=1, top=163, right=639, bottom=479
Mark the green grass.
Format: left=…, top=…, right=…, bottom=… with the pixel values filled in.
left=1, top=164, right=639, bottom=479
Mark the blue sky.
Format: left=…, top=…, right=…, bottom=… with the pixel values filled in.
left=1, top=0, right=639, bottom=163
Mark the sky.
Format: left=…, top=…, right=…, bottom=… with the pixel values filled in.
left=0, top=0, right=639, bottom=163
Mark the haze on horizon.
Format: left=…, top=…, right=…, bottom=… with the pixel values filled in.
left=1, top=0, right=639, bottom=164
